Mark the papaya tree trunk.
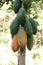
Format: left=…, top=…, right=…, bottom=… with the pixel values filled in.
left=18, top=47, right=26, bottom=65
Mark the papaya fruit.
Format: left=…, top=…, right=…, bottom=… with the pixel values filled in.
left=11, top=26, right=27, bottom=52
left=11, top=34, right=19, bottom=52
left=27, top=34, right=34, bottom=50
left=23, top=0, right=29, bottom=12
left=22, top=0, right=32, bottom=12
left=13, top=0, right=22, bottom=13
left=17, top=8, right=26, bottom=26
left=24, top=18, right=33, bottom=36
left=10, top=16, right=20, bottom=38
left=29, top=18, right=37, bottom=35
left=17, top=26, right=27, bottom=48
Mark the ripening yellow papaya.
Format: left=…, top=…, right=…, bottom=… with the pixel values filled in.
left=17, top=26, right=27, bottom=48
left=11, top=34, right=19, bottom=52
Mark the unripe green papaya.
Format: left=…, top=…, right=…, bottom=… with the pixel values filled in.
left=17, top=8, right=26, bottom=26
left=22, top=0, right=32, bottom=12
left=27, top=34, right=34, bottom=50
left=24, top=18, right=33, bottom=36
left=13, top=0, right=22, bottom=13
left=29, top=18, right=37, bottom=35
left=23, top=0, right=28, bottom=11
left=10, top=16, right=20, bottom=38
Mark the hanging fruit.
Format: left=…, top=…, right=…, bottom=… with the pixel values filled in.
left=17, top=26, right=27, bottom=48
left=10, top=16, right=20, bottom=38
left=11, top=34, right=19, bottom=52
left=22, top=0, right=32, bottom=12
left=23, top=0, right=29, bottom=12
left=24, top=18, right=33, bottom=36
left=29, top=17, right=37, bottom=35
left=27, top=34, right=34, bottom=50
left=13, top=0, right=22, bottom=13
left=17, top=8, right=26, bottom=26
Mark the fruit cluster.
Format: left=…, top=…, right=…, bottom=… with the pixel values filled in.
left=10, top=0, right=37, bottom=52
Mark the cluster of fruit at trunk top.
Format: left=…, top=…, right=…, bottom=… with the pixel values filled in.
left=10, top=0, right=37, bottom=52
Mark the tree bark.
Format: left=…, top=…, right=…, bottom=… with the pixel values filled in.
left=18, top=47, right=26, bottom=65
